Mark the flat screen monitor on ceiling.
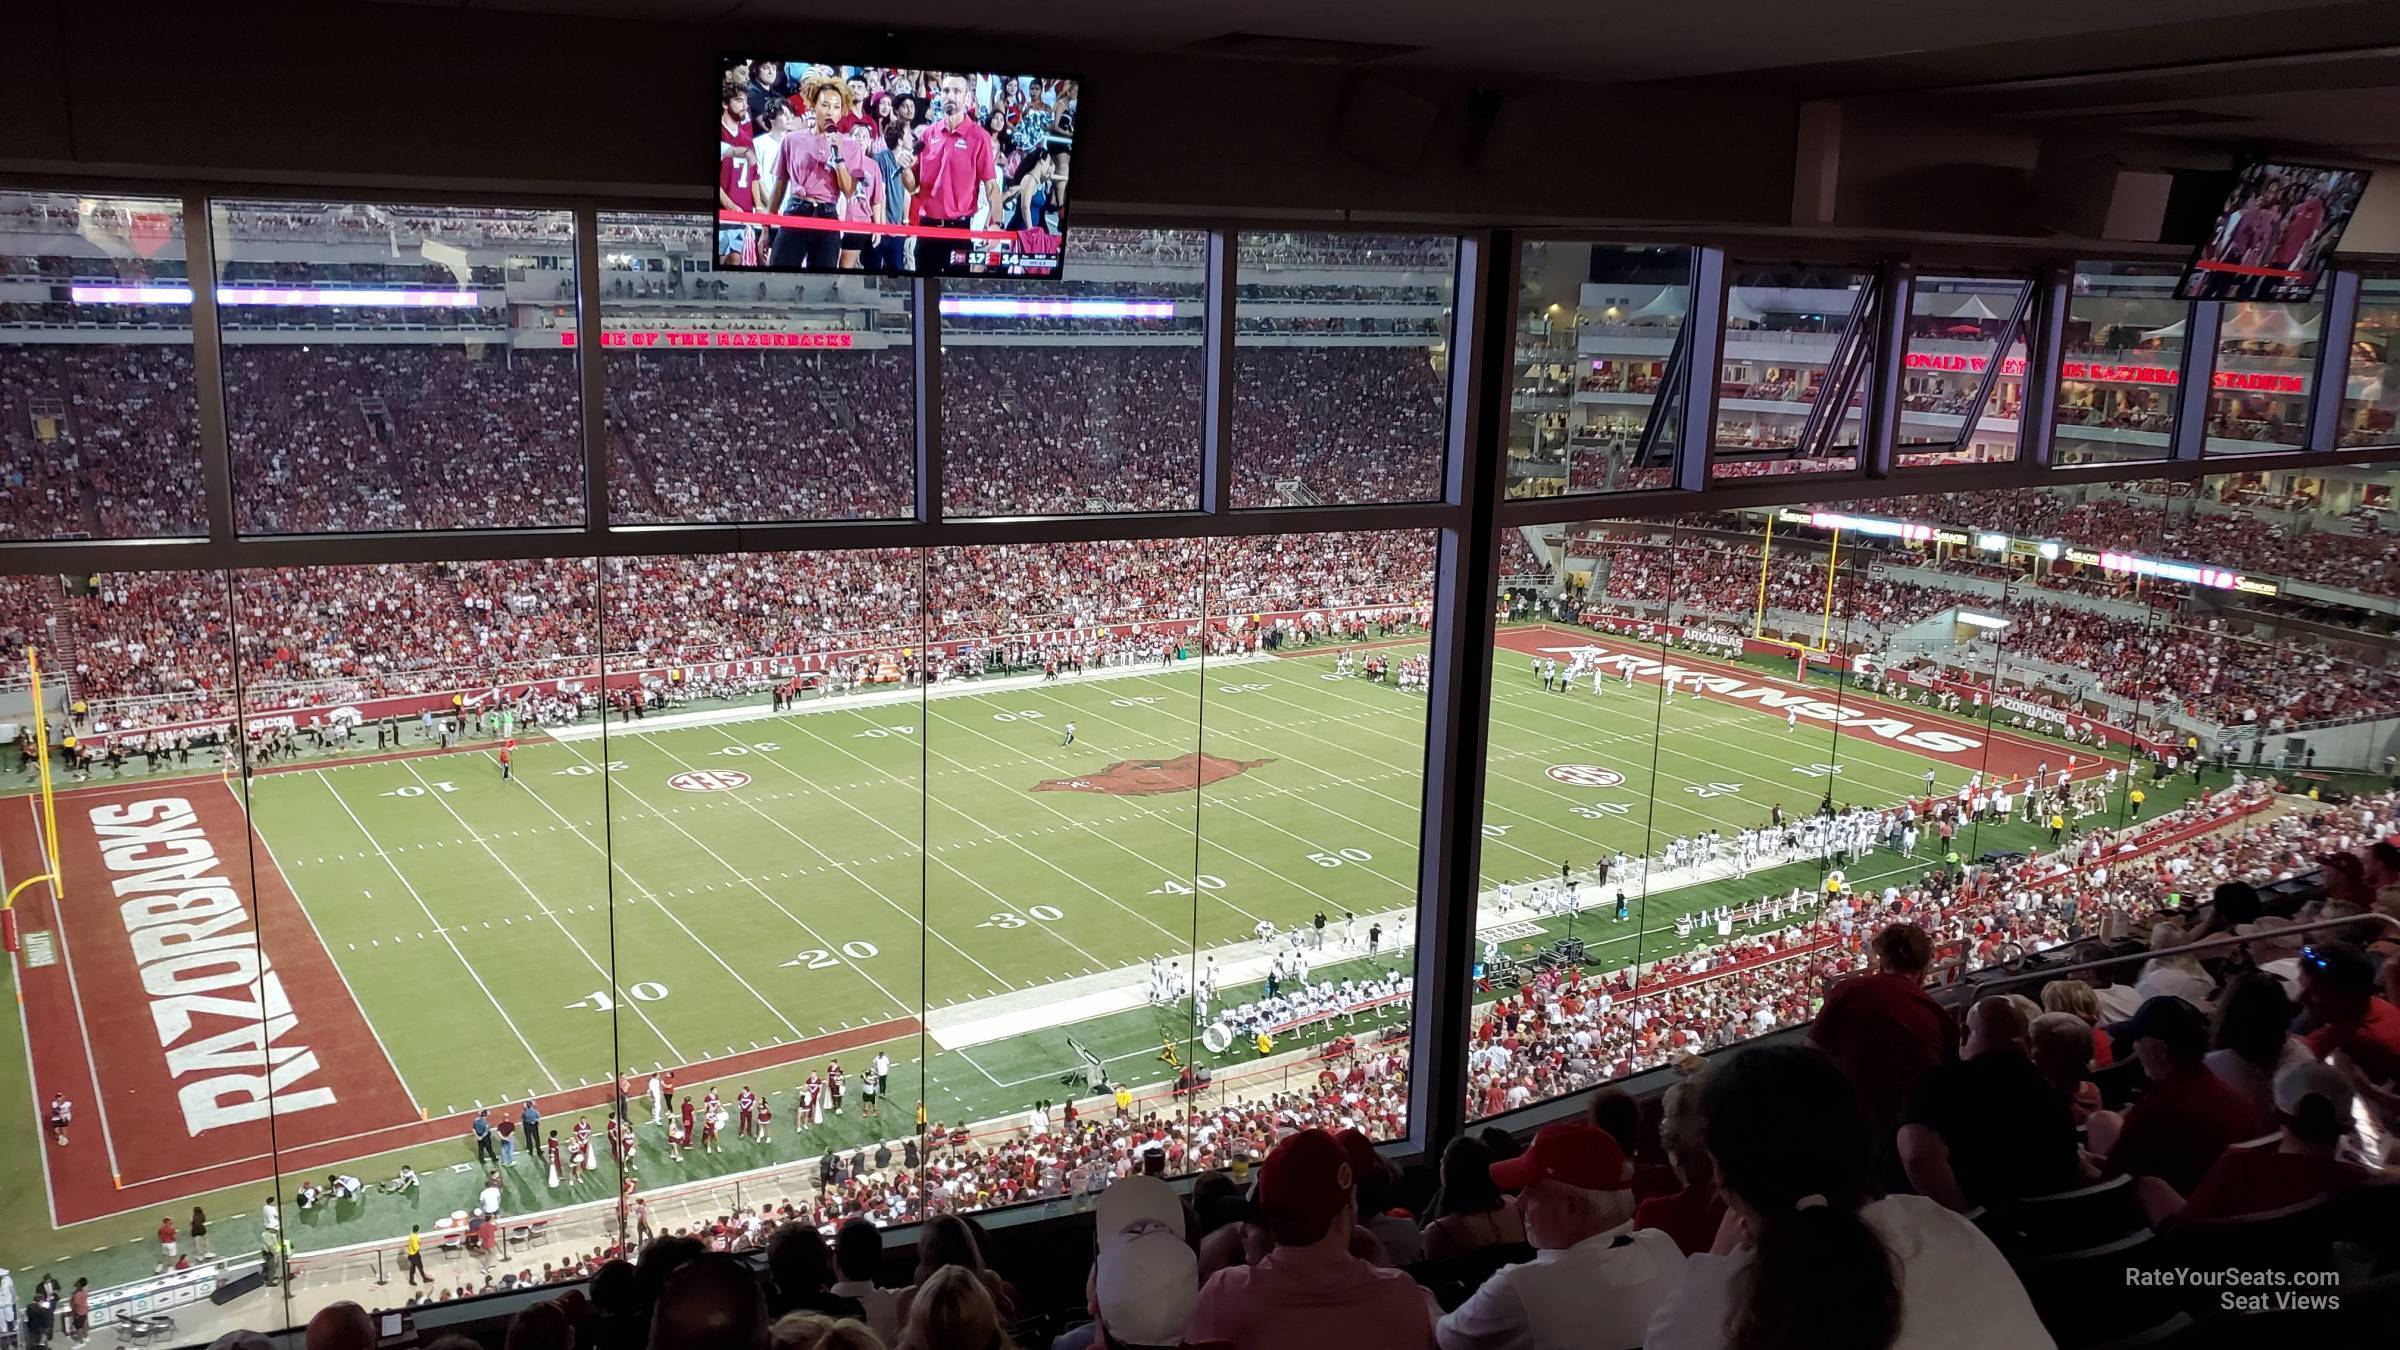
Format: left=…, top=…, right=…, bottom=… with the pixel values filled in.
left=2176, top=160, right=2371, bottom=302
left=716, top=58, right=1076, bottom=279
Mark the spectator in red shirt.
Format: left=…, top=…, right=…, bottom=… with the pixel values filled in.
left=2298, top=941, right=2400, bottom=1086
left=1808, top=922, right=1953, bottom=1134
left=2168, top=1061, right=2385, bottom=1221
left=2090, top=996, right=2270, bottom=1201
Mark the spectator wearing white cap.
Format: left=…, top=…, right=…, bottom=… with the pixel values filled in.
left=1436, top=1121, right=1683, bottom=1350
left=2151, top=1060, right=2385, bottom=1222
left=1083, top=1175, right=1198, bottom=1350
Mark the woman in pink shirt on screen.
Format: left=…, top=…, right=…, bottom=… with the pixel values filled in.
left=834, top=120, right=886, bottom=272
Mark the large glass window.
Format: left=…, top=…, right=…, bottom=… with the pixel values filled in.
left=2207, top=301, right=2320, bottom=454
left=2343, top=277, right=2399, bottom=449
left=0, top=190, right=204, bottom=539
left=1233, top=232, right=1454, bottom=507
left=2054, top=263, right=2184, bottom=467
left=213, top=202, right=584, bottom=534
left=1894, top=275, right=2030, bottom=469
left=1711, top=265, right=1870, bottom=481
left=1192, top=530, right=1434, bottom=1142
left=599, top=211, right=915, bottom=523
left=596, top=548, right=929, bottom=1227
left=941, top=227, right=1203, bottom=515
left=1508, top=244, right=1691, bottom=499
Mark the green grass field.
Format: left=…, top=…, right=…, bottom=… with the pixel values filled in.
left=2, top=626, right=2164, bottom=1287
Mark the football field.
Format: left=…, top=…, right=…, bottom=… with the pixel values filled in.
left=4, top=624, right=2086, bottom=1246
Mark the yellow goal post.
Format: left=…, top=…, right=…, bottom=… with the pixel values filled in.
left=3, top=645, right=65, bottom=959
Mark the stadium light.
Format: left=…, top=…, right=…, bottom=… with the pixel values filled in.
left=1957, top=611, right=2011, bottom=630
left=70, top=284, right=483, bottom=307
left=937, top=297, right=1177, bottom=319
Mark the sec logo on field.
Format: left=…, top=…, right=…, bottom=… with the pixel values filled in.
left=668, top=769, right=751, bottom=793
left=1545, top=764, right=1625, bottom=788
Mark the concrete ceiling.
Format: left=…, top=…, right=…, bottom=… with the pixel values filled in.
left=372, top=0, right=2400, bottom=159
left=378, top=0, right=2380, bottom=86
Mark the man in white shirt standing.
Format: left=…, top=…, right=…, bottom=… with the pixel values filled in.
left=1437, top=1122, right=1684, bottom=1350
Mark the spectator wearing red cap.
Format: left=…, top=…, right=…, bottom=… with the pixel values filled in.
left=1436, top=1121, right=1683, bottom=1350
left=1645, top=1046, right=2050, bottom=1350
left=1184, top=1129, right=1439, bottom=1350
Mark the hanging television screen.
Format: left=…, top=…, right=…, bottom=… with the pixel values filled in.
left=2176, top=160, right=2371, bottom=302
left=716, top=58, right=1076, bottom=278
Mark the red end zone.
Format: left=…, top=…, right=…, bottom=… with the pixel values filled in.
left=1495, top=625, right=2096, bottom=786
left=5, top=781, right=413, bottom=1225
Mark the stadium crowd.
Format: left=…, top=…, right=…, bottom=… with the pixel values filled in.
left=239, top=778, right=2399, bottom=1350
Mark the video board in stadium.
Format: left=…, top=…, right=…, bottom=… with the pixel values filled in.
left=2177, top=160, right=2371, bottom=302
left=716, top=58, right=1074, bottom=278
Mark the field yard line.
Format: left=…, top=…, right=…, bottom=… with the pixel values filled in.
left=1489, top=673, right=1937, bottom=801
left=941, top=1045, right=1007, bottom=1089
left=908, top=698, right=1409, bottom=934
left=744, top=711, right=1200, bottom=951
left=1003, top=686, right=1431, bottom=900
left=574, top=743, right=925, bottom=1018
left=313, top=772, right=564, bottom=1091
left=1202, top=664, right=1603, bottom=870
left=653, top=726, right=1069, bottom=980
left=504, top=747, right=809, bottom=1044
left=917, top=698, right=1387, bottom=929
left=1484, top=680, right=1917, bottom=817
left=398, top=759, right=689, bottom=1061
left=22, top=796, right=128, bottom=1186
left=231, top=781, right=418, bottom=1114
left=1253, top=660, right=1801, bottom=841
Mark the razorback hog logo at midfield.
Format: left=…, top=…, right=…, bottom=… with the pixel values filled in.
left=1033, top=752, right=1274, bottom=796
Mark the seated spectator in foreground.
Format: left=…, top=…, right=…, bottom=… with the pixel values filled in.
left=767, top=1225, right=865, bottom=1321
left=2036, top=979, right=2111, bottom=1067
left=2164, top=1061, right=2387, bottom=1222
left=1420, top=1135, right=1526, bottom=1263
left=897, top=1216, right=1012, bottom=1328
left=1436, top=1121, right=1683, bottom=1350
left=2298, top=940, right=2400, bottom=1085
left=1088, top=1175, right=1199, bottom=1350
left=652, top=1253, right=771, bottom=1350
left=830, top=1218, right=900, bottom=1345
left=1633, top=1071, right=1725, bottom=1257
left=1898, top=996, right=2084, bottom=1214
left=2203, top=973, right=2311, bottom=1115
left=1338, top=1128, right=1423, bottom=1267
left=2088, top=996, right=2270, bottom=1196
left=2027, top=1013, right=2100, bottom=1127
left=903, top=1265, right=1012, bottom=1350
left=305, top=1302, right=377, bottom=1350
left=1809, top=923, right=1953, bottom=1134
left=1185, top=1128, right=1440, bottom=1349
left=1644, top=1044, right=2053, bottom=1350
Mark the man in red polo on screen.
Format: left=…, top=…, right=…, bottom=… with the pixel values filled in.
left=909, top=73, right=1002, bottom=276
left=717, top=78, right=759, bottom=266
